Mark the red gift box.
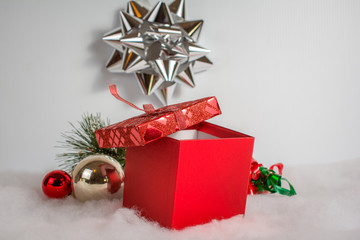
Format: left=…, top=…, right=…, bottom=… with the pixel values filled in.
left=123, top=122, right=254, bottom=229
left=96, top=90, right=255, bottom=229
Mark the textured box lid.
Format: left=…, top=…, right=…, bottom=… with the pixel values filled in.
left=95, top=96, right=221, bottom=148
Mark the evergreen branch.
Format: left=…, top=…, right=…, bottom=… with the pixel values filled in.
left=56, top=113, right=126, bottom=172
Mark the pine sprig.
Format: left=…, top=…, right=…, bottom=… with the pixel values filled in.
left=56, top=113, right=126, bottom=172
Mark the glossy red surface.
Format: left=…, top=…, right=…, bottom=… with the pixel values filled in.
left=123, top=122, right=254, bottom=229
left=42, top=170, right=72, bottom=199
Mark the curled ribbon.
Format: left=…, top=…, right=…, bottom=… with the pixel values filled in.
left=109, top=85, right=155, bottom=114
left=109, top=84, right=187, bottom=130
left=248, top=159, right=296, bottom=196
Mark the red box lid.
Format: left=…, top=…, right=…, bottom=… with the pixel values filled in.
left=95, top=96, right=221, bottom=148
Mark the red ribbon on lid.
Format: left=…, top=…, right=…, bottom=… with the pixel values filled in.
left=109, top=84, right=187, bottom=130
left=109, top=85, right=155, bottom=114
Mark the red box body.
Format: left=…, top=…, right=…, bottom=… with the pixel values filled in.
left=123, top=122, right=255, bottom=229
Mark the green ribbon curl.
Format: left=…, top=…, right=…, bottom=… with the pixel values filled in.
left=252, top=166, right=296, bottom=196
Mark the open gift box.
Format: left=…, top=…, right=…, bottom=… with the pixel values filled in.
left=95, top=94, right=254, bottom=229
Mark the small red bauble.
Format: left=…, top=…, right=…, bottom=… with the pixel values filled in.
left=42, top=170, right=72, bottom=198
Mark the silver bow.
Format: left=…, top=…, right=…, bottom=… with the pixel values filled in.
left=103, top=0, right=212, bottom=105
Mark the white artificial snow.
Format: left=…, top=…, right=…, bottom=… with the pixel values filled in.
left=0, top=160, right=359, bottom=240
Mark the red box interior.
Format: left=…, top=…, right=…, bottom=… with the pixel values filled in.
left=123, top=122, right=255, bottom=229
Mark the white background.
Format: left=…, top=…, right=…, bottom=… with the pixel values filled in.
left=0, top=0, right=359, bottom=172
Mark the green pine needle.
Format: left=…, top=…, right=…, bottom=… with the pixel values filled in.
left=56, top=113, right=126, bottom=172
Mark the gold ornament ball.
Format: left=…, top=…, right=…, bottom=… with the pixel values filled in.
left=72, top=155, right=125, bottom=202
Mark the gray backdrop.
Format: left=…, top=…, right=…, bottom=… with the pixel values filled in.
left=1, top=0, right=359, bottom=172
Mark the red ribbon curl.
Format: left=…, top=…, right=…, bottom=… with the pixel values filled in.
left=109, top=84, right=187, bottom=130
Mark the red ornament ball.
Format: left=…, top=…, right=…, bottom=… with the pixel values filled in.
left=42, top=170, right=72, bottom=198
